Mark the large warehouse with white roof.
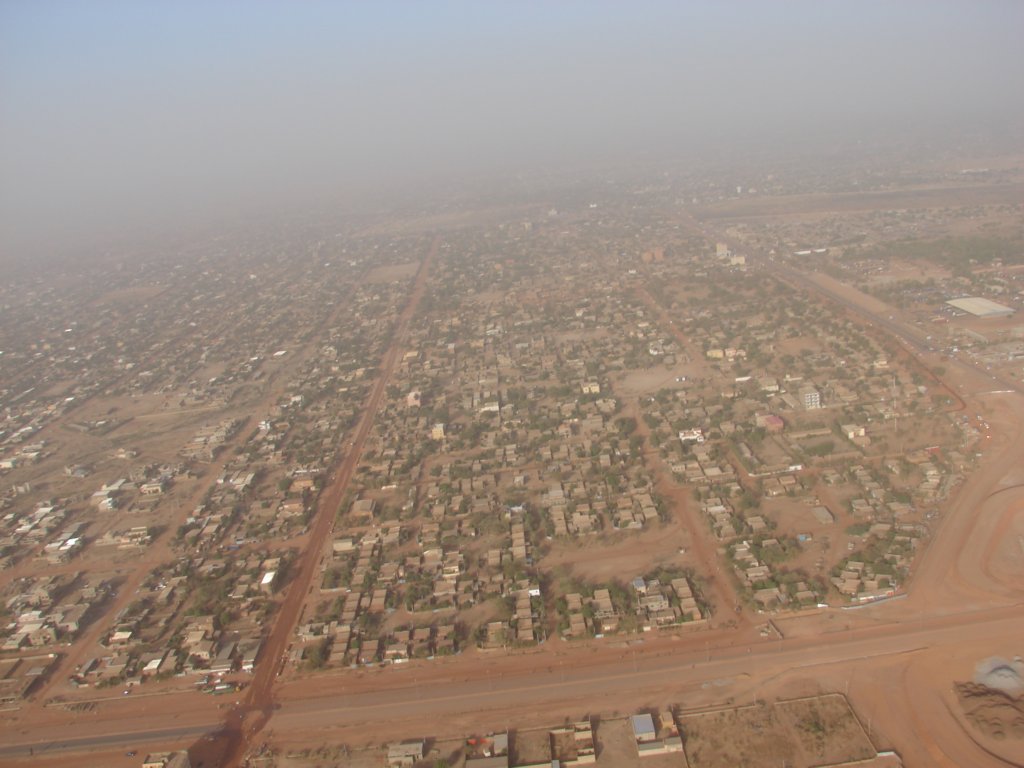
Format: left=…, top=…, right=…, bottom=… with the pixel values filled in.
left=946, top=297, right=1015, bottom=318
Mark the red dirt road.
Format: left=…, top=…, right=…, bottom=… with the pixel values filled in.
left=216, top=236, right=439, bottom=766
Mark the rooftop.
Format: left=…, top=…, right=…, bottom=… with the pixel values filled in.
left=946, top=297, right=1015, bottom=318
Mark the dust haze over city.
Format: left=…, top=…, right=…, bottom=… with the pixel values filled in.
left=3, top=1, right=1022, bottom=263
left=1, top=2, right=1024, bottom=767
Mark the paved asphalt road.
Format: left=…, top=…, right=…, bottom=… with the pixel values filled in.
left=270, top=605, right=1023, bottom=728
left=0, top=722, right=220, bottom=759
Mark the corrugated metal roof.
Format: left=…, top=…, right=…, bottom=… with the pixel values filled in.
left=946, top=297, right=1014, bottom=317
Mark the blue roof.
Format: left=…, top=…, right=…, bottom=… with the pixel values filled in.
left=631, top=713, right=655, bottom=735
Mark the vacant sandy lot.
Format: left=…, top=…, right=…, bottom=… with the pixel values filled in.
left=678, top=695, right=873, bottom=768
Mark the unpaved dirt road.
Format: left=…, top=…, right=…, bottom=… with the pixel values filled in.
left=217, top=236, right=439, bottom=766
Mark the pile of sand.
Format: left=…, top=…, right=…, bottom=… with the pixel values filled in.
left=973, top=656, right=1024, bottom=695
left=955, top=681, right=1024, bottom=741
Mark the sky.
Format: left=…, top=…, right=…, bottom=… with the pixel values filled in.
left=1, top=0, right=1022, bottom=262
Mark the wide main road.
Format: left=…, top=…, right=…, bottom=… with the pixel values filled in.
left=271, top=603, right=1023, bottom=726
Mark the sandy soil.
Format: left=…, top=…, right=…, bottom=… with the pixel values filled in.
left=679, top=694, right=874, bottom=768
left=543, top=525, right=689, bottom=584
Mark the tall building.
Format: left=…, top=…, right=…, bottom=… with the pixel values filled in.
left=799, top=386, right=821, bottom=410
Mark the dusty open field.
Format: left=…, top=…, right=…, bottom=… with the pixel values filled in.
left=544, top=525, right=688, bottom=584
left=678, top=694, right=874, bottom=768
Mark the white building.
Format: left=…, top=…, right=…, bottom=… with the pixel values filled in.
left=679, top=429, right=705, bottom=444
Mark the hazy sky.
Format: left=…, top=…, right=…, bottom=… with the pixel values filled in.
left=2, top=1, right=1022, bottom=261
